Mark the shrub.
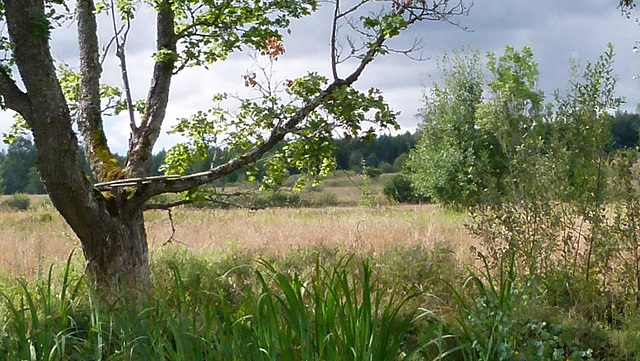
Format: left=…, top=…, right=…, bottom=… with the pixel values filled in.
left=383, top=174, right=426, bottom=203
left=379, top=162, right=394, bottom=173
left=1, top=193, right=31, bottom=211
left=251, top=190, right=300, bottom=208
left=364, top=167, right=382, bottom=178
left=392, top=153, right=408, bottom=172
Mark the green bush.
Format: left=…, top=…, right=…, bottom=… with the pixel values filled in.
left=251, top=190, right=301, bottom=208
left=364, top=167, right=382, bottom=178
left=1, top=193, right=31, bottom=211
left=379, top=162, right=394, bottom=173
left=383, top=174, right=426, bottom=203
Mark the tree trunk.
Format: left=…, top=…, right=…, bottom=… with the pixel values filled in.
left=81, top=208, right=151, bottom=290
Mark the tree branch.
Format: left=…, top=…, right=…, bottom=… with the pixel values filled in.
left=124, top=0, right=176, bottom=177
left=143, top=199, right=193, bottom=210
left=4, top=0, right=118, bottom=248
left=109, top=0, right=138, bottom=135
left=121, top=0, right=471, bottom=207
left=330, top=0, right=341, bottom=81
left=77, top=0, right=124, bottom=182
left=132, top=78, right=362, bottom=203
left=0, top=69, right=32, bottom=117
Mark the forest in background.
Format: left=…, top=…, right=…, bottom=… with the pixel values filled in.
left=1, top=112, right=639, bottom=196
left=0, top=131, right=419, bottom=195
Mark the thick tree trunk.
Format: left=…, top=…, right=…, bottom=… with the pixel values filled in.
left=81, top=208, right=151, bottom=290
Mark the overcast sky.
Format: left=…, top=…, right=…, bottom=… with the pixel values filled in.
left=1, top=0, right=639, bottom=154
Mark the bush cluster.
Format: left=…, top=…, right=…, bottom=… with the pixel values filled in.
left=382, top=174, right=427, bottom=204
left=1, top=193, right=30, bottom=211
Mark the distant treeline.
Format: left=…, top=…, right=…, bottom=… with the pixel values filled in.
left=0, top=131, right=420, bottom=195
left=1, top=111, right=638, bottom=195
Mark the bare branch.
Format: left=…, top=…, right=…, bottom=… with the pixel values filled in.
left=144, top=198, right=193, bottom=210
left=109, top=0, right=138, bottom=135
left=163, top=208, right=178, bottom=245
left=336, top=0, right=369, bottom=20
left=330, top=0, right=341, bottom=80
left=95, top=174, right=182, bottom=190
left=100, top=21, right=125, bottom=66
left=335, top=0, right=471, bottom=65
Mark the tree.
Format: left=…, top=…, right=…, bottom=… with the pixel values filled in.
left=382, top=173, right=425, bottom=203
left=407, top=48, right=490, bottom=207
left=409, top=44, right=622, bottom=278
left=0, top=136, right=38, bottom=195
left=609, top=111, right=640, bottom=149
left=25, top=166, right=45, bottom=194
left=0, top=0, right=469, bottom=290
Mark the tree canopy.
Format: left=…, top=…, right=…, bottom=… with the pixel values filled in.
left=408, top=45, right=621, bottom=209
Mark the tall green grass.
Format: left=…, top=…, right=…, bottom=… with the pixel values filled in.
left=0, top=252, right=87, bottom=360
left=2, top=245, right=635, bottom=361
left=447, top=252, right=625, bottom=361
left=0, top=250, right=441, bottom=361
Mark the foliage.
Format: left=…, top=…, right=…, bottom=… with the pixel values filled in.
left=358, top=172, right=377, bottom=207
left=409, top=44, right=619, bottom=270
left=0, top=135, right=417, bottom=196
left=300, top=189, right=340, bottom=207
left=250, top=189, right=301, bottom=208
left=1, top=193, right=31, bottom=211
left=163, top=65, right=399, bottom=191
left=383, top=173, right=426, bottom=204
left=0, top=137, right=39, bottom=195
left=609, top=111, right=640, bottom=149
left=364, top=166, right=382, bottom=178
left=448, top=252, right=617, bottom=361
left=149, top=132, right=417, bottom=183
left=379, top=162, right=394, bottom=173
left=407, top=48, right=492, bottom=208
left=407, top=44, right=640, bottom=333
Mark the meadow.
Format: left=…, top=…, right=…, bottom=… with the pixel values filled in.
left=0, top=195, right=472, bottom=278
left=1, top=190, right=639, bottom=360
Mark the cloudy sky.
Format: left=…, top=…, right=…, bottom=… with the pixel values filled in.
left=1, top=0, right=639, bottom=154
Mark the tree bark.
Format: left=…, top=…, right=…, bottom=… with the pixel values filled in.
left=81, top=207, right=151, bottom=290
left=77, top=0, right=124, bottom=182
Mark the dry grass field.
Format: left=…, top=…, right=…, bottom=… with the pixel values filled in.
left=0, top=195, right=475, bottom=278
